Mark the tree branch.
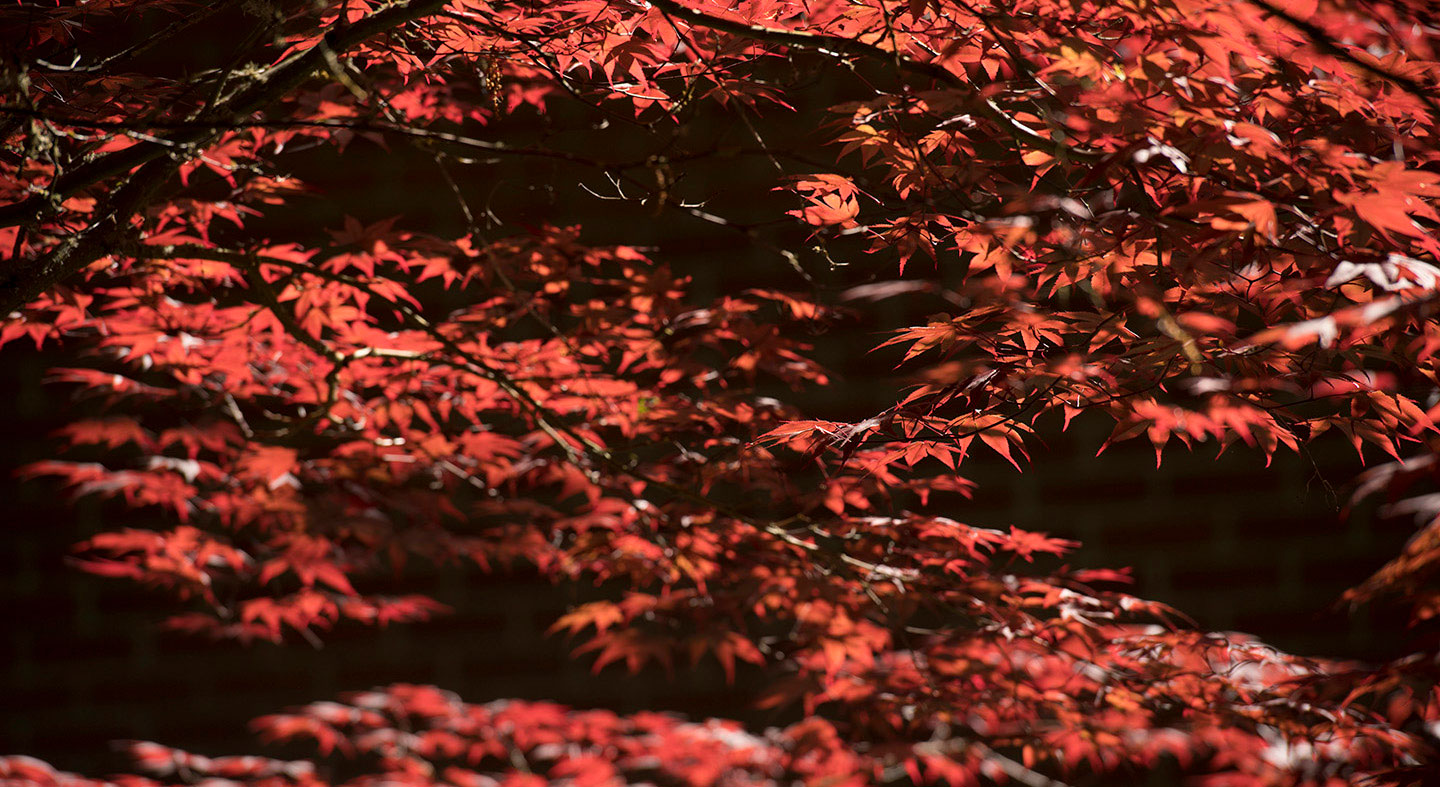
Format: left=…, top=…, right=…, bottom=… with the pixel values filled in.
left=642, top=0, right=1103, bottom=162
left=0, top=0, right=447, bottom=313
left=1245, top=0, right=1440, bottom=122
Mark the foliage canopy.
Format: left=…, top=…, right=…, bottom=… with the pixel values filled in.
left=5, top=0, right=1440, bottom=784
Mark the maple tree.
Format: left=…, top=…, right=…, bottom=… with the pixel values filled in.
left=5, top=0, right=1440, bottom=783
